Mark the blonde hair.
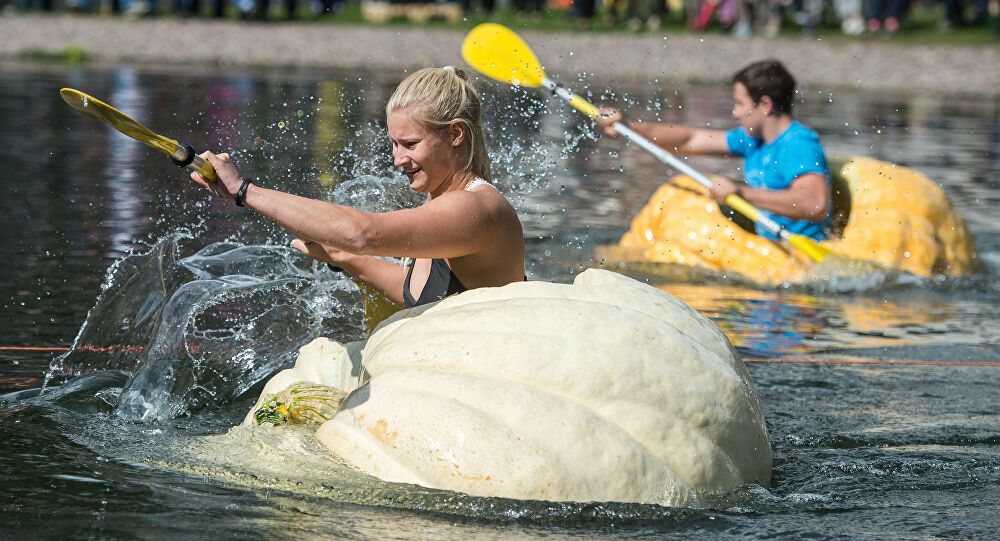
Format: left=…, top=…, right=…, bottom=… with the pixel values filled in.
left=386, top=66, right=492, bottom=182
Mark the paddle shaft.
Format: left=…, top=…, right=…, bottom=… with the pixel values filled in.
left=542, top=77, right=788, bottom=240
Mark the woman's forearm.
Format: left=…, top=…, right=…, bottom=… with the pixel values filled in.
left=242, top=184, right=375, bottom=254
left=335, top=254, right=407, bottom=306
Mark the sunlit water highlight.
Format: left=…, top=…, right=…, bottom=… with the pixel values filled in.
left=1, top=63, right=998, bottom=539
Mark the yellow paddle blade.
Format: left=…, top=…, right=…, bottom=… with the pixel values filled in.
left=786, top=233, right=834, bottom=262
left=60, top=88, right=217, bottom=182
left=461, top=23, right=546, bottom=88
left=60, top=88, right=179, bottom=156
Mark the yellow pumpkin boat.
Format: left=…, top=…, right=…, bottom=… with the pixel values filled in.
left=599, top=156, right=979, bottom=285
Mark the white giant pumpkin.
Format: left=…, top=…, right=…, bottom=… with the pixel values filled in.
left=245, top=269, right=772, bottom=506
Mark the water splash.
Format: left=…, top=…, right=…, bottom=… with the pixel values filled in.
left=44, top=234, right=365, bottom=423
left=330, top=174, right=423, bottom=212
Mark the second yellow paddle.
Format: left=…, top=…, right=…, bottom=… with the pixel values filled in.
left=461, top=23, right=831, bottom=263
left=59, top=88, right=217, bottom=183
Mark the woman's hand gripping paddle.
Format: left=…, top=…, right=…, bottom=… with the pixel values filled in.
left=461, top=23, right=832, bottom=263
left=59, top=88, right=218, bottom=183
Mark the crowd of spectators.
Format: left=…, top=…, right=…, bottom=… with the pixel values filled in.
left=4, top=0, right=997, bottom=36
left=572, top=0, right=999, bottom=35
left=2, top=0, right=345, bottom=18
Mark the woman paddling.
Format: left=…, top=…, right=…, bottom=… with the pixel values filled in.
left=190, top=66, right=525, bottom=308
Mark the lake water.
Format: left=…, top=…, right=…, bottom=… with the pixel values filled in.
left=1, top=61, right=998, bottom=539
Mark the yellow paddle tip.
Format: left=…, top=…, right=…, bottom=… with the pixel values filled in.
left=58, top=88, right=112, bottom=120
left=59, top=87, right=89, bottom=109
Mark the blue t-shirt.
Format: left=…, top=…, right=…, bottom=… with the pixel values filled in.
left=725, top=121, right=831, bottom=241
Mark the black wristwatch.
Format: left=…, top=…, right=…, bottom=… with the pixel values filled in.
left=234, top=178, right=253, bottom=207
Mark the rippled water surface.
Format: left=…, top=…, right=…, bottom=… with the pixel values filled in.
left=1, top=61, right=998, bottom=539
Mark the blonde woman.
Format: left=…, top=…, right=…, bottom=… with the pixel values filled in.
left=190, top=67, right=525, bottom=308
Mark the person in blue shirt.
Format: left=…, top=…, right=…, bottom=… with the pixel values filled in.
left=596, top=60, right=832, bottom=241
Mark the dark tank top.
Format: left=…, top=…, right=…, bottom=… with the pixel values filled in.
left=402, top=258, right=468, bottom=308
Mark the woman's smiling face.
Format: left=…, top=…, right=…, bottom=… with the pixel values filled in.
left=388, top=110, right=463, bottom=195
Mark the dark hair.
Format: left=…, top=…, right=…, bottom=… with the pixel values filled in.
left=733, top=60, right=796, bottom=115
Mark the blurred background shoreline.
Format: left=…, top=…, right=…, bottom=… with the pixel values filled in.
left=1, top=14, right=997, bottom=94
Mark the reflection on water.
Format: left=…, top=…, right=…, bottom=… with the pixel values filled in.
left=1, top=63, right=998, bottom=539
left=659, top=284, right=964, bottom=357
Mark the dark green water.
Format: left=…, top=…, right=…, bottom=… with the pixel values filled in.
left=1, top=61, right=998, bottom=539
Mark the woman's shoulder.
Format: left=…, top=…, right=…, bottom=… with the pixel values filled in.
left=459, top=178, right=520, bottom=225
left=462, top=178, right=510, bottom=209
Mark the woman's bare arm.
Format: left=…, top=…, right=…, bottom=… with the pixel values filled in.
left=244, top=185, right=507, bottom=259
left=291, top=239, right=407, bottom=304
left=195, top=152, right=511, bottom=260
left=335, top=255, right=407, bottom=306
